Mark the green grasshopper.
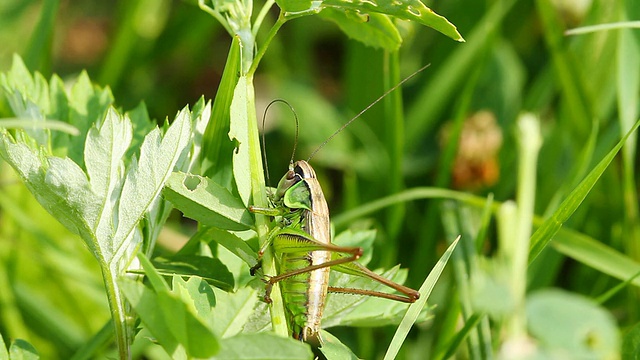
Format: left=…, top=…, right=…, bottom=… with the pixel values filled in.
left=250, top=66, right=428, bottom=345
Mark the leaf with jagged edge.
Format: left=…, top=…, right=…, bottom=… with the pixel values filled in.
left=321, top=0, right=464, bottom=42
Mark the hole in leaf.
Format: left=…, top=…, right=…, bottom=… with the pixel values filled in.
left=406, top=5, right=421, bottom=17
left=184, top=175, right=201, bottom=191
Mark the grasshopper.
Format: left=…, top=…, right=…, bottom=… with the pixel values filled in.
left=250, top=65, right=429, bottom=345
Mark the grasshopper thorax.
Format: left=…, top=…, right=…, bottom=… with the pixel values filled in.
left=273, top=160, right=316, bottom=211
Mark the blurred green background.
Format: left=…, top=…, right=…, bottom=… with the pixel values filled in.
left=1, top=0, right=639, bottom=358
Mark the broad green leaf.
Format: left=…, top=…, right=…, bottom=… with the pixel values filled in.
left=319, top=331, right=359, bottom=360
left=164, top=172, right=254, bottom=231
left=203, top=36, right=240, bottom=183
left=214, top=333, right=313, bottom=360
left=162, top=276, right=218, bottom=356
left=85, top=109, right=133, bottom=258
left=321, top=0, right=464, bottom=42
left=187, top=97, right=212, bottom=174
left=0, top=132, right=103, bottom=256
left=152, top=255, right=235, bottom=291
left=8, top=339, right=39, bottom=360
left=319, top=9, right=401, bottom=51
left=205, top=227, right=258, bottom=267
left=67, top=71, right=114, bottom=166
left=0, top=56, right=113, bottom=157
left=120, top=253, right=220, bottom=358
left=0, top=60, right=194, bottom=358
left=277, top=0, right=313, bottom=12
left=526, top=289, right=618, bottom=358
left=125, top=102, right=156, bottom=159
left=229, top=76, right=252, bottom=207
left=112, top=109, right=192, bottom=264
left=529, top=119, right=640, bottom=262
left=119, top=278, right=187, bottom=358
left=333, top=229, right=376, bottom=265
left=323, top=266, right=415, bottom=328
left=210, top=287, right=258, bottom=338
left=0, top=333, right=7, bottom=360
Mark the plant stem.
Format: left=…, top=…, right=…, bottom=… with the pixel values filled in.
left=102, top=266, right=132, bottom=360
left=510, top=114, right=541, bottom=338
left=243, top=76, right=289, bottom=337
left=247, top=13, right=286, bottom=77
left=198, top=0, right=234, bottom=35
left=253, top=0, right=275, bottom=37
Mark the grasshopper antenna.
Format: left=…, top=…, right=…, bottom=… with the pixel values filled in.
left=261, top=99, right=299, bottom=187
left=307, top=63, right=431, bottom=162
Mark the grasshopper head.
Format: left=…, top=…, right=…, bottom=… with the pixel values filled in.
left=274, top=161, right=314, bottom=211
left=274, top=161, right=300, bottom=201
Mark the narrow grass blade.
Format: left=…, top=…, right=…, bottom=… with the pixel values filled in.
left=529, top=119, right=640, bottom=262
left=383, top=236, right=460, bottom=360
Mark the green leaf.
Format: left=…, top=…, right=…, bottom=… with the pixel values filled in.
left=622, top=322, right=640, bottom=360
left=319, top=331, right=359, bottom=360
left=276, top=0, right=313, bottom=13
left=113, top=109, right=191, bottom=261
left=319, top=9, right=401, bottom=51
left=0, top=60, right=194, bottom=358
left=214, top=333, right=313, bottom=360
left=186, top=97, right=212, bottom=174
left=384, top=236, right=459, bottom=360
left=321, top=0, right=464, bottom=42
left=205, top=227, right=258, bottom=267
left=8, top=339, right=39, bottom=360
left=323, top=266, right=416, bottom=328
left=551, top=227, right=640, bottom=288
left=23, top=0, right=56, bottom=72
left=0, top=130, right=103, bottom=256
left=203, top=37, right=240, bottom=183
left=526, top=289, right=619, bottom=358
left=529, top=119, right=640, bottom=262
left=210, top=287, right=258, bottom=338
left=120, top=253, right=220, bottom=359
left=229, top=76, right=253, bottom=207
left=67, top=71, right=114, bottom=166
left=0, top=333, right=7, bottom=360
left=152, top=255, right=235, bottom=292
left=164, top=172, right=254, bottom=231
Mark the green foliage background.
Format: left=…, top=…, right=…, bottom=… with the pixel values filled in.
left=0, top=0, right=639, bottom=359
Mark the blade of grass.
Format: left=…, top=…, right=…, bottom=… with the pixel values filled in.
left=617, top=19, right=640, bottom=259
left=436, top=313, right=484, bottom=360
left=441, top=203, right=482, bottom=359
left=406, top=0, right=516, bottom=150
left=380, top=50, right=404, bottom=267
left=24, top=0, right=58, bottom=73
left=551, top=227, right=640, bottom=288
left=534, top=0, right=593, bottom=139
left=383, top=236, right=459, bottom=360
left=529, top=119, right=640, bottom=262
